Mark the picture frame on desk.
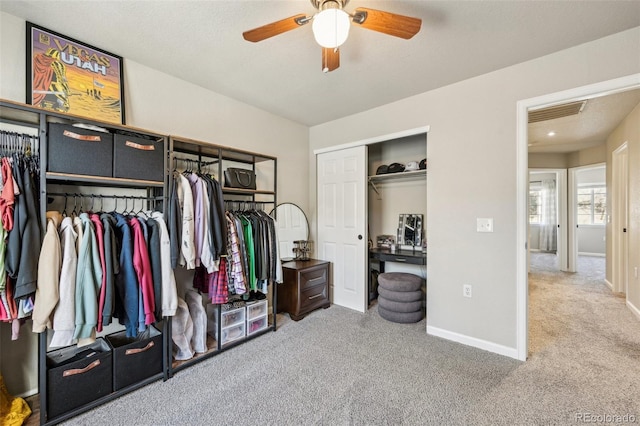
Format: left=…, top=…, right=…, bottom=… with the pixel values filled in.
left=26, top=22, right=126, bottom=124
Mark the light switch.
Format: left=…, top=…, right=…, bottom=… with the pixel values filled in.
left=477, top=218, right=494, bottom=233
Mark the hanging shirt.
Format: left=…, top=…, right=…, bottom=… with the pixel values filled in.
left=177, top=174, right=195, bottom=269
left=226, top=213, right=247, bottom=295
left=145, top=216, right=163, bottom=320
left=31, top=211, right=62, bottom=333
left=13, top=162, right=42, bottom=300
left=130, top=217, right=156, bottom=326
left=100, top=213, right=118, bottom=331
left=168, top=174, right=182, bottom=269
left=73, top=213, right=102, bottom=342
left=90, top=214, right=108, bottom=332
left=113, top=213, right=139, bottom=338
left=49, top=216, right=78, bottom=348
left=0, top=157, right=15, bottom=231
left=208, top=257, right=228, bottom=304
left=151, top=211, right=178, bottom=317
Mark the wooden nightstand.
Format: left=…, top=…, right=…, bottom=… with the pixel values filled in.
left=278, top=259, right=330, bottom=321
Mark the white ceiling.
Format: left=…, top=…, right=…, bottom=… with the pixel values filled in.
left=2, top=0, right=639, bottom=129
left=528, top=89, right=640, bottom=154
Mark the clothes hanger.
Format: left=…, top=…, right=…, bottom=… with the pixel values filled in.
left=62, top=193, right=69, bottom=217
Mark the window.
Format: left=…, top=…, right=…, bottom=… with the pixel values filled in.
left=577, top=185, right=606, bottom=225
left=529, top=188, right=542, bottom=224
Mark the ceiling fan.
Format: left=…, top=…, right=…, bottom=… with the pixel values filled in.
left=242, top=0, right=422, bottom=73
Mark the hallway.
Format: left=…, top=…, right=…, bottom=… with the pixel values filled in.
left=528, top=251, right=635, bottom=357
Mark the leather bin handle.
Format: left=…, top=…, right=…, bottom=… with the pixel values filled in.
left=63, top=359, right=101, bottom=377
left=125, top=341, right=154, bottom=356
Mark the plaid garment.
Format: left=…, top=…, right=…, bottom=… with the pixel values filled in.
left=208, top=257, right=228, bottom=304
left=226, top=214, right=246, bottom=295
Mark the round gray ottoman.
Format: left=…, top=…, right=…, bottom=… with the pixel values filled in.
left=378, top=286, right=423, bottom=303
left=376, top=272, right=425, bottom=323
left=378, top=306, right=424, bottom=324
left=378, top=296, right=423, bottom=313
left=378, top=272, right=422, bottom=292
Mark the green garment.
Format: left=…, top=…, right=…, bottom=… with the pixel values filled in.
left=240, top=217, right=256, bottom=291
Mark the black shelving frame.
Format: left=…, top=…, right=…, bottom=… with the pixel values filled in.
left=167, top=136, right=278, bottom=377
left=0, top=100, right=281, bottom=424
left=1, top=99, right=169, bottom=426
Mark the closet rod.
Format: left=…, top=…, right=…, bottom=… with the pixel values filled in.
left=173, top=156, right=218, bottom=166
left=47, top=192, right=163, bottom=201
left=0, top=117, right=40, bottom=129
left=0, top=130, right=39, bottom=138
left=224, top=200, right=274, bottom=204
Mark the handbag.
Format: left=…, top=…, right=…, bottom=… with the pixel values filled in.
left=224, top=167, right=257, bottom=189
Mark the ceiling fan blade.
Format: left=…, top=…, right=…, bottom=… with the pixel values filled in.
left=352, top=7, right=422, bottom=39
left=322, top=47, right=340, bottom=73
left=243, top=14, right=310, bottom=42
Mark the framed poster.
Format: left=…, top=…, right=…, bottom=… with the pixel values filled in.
left=26, top=22, right=125, bottom=125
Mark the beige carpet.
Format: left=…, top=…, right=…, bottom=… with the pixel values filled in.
left=56, top=253, right=640, bottom=425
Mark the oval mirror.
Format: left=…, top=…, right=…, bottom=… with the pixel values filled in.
left=271, top=203, right=309, bottom=261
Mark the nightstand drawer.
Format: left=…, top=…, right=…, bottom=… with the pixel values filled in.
left=300, top=283, right=329, bottom=310
left=299, top=265, right=328, bottom=291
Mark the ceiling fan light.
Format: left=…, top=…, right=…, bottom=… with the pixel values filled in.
left=312, top=9, right=350, bottom=48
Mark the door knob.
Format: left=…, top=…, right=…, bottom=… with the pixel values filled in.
left=358, top=235, right=363, bottom=240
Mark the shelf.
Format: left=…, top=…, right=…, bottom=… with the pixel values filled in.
left=46, top=172, right=165, bottom=188
left=368, top=169, right=426, bottom=196
left=222, top=188, right=275, bottom=196
left=1, top=99, right=165, bottom=139
left=368, top=169, right=426, bottom=182
left=171, top=136, right=276, bottom=164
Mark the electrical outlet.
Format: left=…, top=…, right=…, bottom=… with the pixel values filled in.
left=463, top=284, right=472, bottom=298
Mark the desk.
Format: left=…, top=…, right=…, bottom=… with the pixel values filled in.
left=369, top=247, right=426, bottom=273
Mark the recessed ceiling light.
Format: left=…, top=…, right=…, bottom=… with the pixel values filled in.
left=547, top=131, right=556, bottom=137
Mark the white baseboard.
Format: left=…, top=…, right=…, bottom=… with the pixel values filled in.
left=627, top=300, right=640, bottom=322
left=16, top=388, right=38, bottom=399
left=578, top=252, right=605, bottom=257
left=605, top=279, right=613, bottom=290
left=426, top=325, right=519, bottom=360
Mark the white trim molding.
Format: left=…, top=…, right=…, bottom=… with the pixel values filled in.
left=313, top=126, right=430, bottom=155
left=627, top=300, right=640, bottom=322
left=578, top=252, right=606, bottom=257
left=427, top=326, right=519, bottom=360
left=605, top=279, right=613, bottom=290
left=516, top=73, right=640, bottom=362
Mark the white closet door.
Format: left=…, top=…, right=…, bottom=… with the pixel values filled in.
left=317, top=146, right=367, bottom=313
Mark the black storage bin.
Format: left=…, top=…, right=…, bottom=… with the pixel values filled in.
left=106, top=325, right=163, bottom=391
left=47, top=123, right=113, bottom=177
left=46, top=338, right=113, bottom=419
left=113, top=133, right=164, bottom=181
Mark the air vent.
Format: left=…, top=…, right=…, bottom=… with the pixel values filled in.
left=528, top=100, right=586, bottom=123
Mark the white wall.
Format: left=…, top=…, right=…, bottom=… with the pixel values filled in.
left=0, top=11, right=310, bottom=396
left=606, top=101, right=640, bottom=315
left=309, top=27, right=640, bottom=355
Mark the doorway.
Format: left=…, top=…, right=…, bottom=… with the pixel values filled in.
left=315, top=126, right=429, bottom=315
left=516, top=74, right=640, bottom=361
left=568, top=164, right=607, bottom=275
left=612, top=143, right=629, bottom=294
left=528, top=169, right=568, bottom=272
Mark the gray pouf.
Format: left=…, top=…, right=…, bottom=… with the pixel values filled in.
left=378, top=305, right=424, bottom=323
left=378, top=272, right=423, bottom=292
left=378, top=295, right=423, bottom=313
left=378, top=286, right=423, bottom=303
